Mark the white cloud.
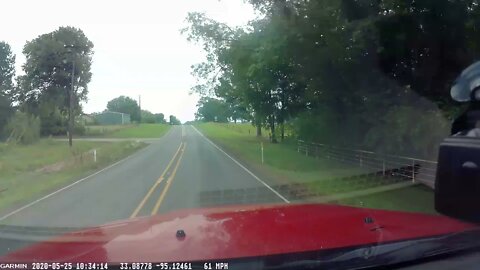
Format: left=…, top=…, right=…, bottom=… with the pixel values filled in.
left=0, top=0, right=256, bottom=122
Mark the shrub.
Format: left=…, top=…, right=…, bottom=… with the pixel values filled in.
left=292, top=108, right=368, bottom=146
left=73, top=122, right=86, bottom=136
left=4, top=111, right=41, bottom=144
left=364, top=106, right=449, bottom=158
left=0, top=94, right=14, bottom=140
left=292, top=104, right=448, bottom=159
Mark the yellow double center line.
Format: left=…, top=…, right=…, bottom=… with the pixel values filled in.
left=130, top=142, right=187, bottom=218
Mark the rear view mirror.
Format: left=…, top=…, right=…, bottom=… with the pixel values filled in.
left=436, top=61, right=480, bottom=223
left=450, top=61, right=480, bottom=102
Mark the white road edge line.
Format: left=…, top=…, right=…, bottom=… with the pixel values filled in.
left=190, top=125, right=290, bottom=203
left=0, top=144, right=153, bottom=222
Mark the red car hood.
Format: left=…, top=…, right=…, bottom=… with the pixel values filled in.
left=1, top=203, right=477, bottom=263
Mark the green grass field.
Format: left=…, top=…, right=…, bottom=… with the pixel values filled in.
left=85, top=124, right=171, bottom=138
left=340, top=184, right=435, bottom=213
left=197, top=123, right=359, bottom=173
left=196, top=122, right=436, bottom=214
left=84, top=125, right=129, bottom=136
left=0, top=139, right=147, bottom=213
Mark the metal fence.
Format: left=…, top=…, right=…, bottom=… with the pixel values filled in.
left=297, top=140, right=437, bottom=189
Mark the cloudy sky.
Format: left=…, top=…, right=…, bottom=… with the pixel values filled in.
left=0, top=0, right=256, bottom=122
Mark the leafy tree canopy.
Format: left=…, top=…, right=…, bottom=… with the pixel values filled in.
left=184, top=0, right=480, bottom=156
left=107, top=96, right=140, bottom=122
left=14, top=26, right=94, bottom=135
left=169, top=115, right=181, bottom=125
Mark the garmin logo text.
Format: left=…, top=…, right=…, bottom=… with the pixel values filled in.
left=0, top=263, right=28, bottom=269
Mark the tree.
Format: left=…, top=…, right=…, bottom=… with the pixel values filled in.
left=183, top=12, right=267, bottom=136
left=14, top=27, right=94, bottom=137
left=0, top=41, right=15, bottom=138
left=169, top=115, right=181, bottom=125
left=0, top=95, right=13, bottom=139
left=106, top=96, right=141, bottom=122
left=154, top=113, right=166, bottom=124
left=374, top=0, right=479, bottom=112
left=141, top=110, right=156, bottom=123
left=195, top=97, right=230, bottom=122
left=183, top=8, right=305, bottom=141
left=0, top=41, right=15, bottom=97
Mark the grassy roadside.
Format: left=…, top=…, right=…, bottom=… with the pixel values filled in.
left=0, top=139, right=147, bottom=213
left=196, top=123, right=366, bottom=179
left=195, top=122, right=436, bottom=214
left=84, top=125, right=129, bottom=136
left=84, top=124, right=171, bottom=138
left=340, top=184, right=434, bottom=213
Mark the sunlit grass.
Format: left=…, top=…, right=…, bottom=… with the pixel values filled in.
left=0, top=139, right=101, bottom=176
left=197, top=122, right=370, bottom=182
left=0, top=140, right=147, bottom=213
left=84, top=125, right=130, bottom=136
left=339, top=184, right=435, bottom=214
left=85, top=124, right=171, bottom=138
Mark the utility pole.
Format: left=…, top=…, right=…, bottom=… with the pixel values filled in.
left=69, top=60, right=75, bottom=147
left=64, top=44, right=76, bottom=147
left=138, top=95, right=142, bottom=124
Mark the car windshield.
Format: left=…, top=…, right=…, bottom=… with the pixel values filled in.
left=1, top=0, right=480, bottom=268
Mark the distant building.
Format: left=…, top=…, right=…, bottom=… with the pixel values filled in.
left=94, top=111, right=131, bottom=125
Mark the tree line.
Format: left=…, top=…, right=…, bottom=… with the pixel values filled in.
left=105, top=95, right=180, bottom=125
left=187, top=0, right=480, bottom=158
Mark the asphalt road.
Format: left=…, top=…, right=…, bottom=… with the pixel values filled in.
left=0, top=125, right=288, bottom=229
